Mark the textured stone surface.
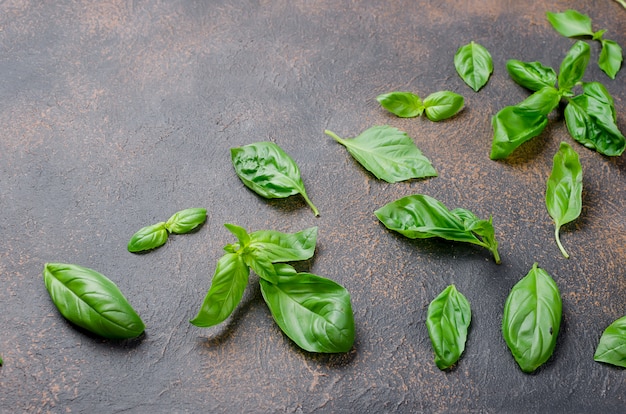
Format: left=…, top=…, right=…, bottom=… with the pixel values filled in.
left=0, top=0, right=625, bottom=412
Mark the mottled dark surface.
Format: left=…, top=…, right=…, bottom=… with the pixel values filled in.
left=1, top=0, right=625, bottom=412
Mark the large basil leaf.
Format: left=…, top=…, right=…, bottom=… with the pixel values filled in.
left=165, top=208, right=207, bottom=234
left=594, top=315, right=626, bottom=368
left=423, top=91, right=464, bottom=122
left=377, top=91, right=424, bottom=118
left=490, top=106, right=548, bottom=160
left=43, top=263, right=145, bottom=339
left=127, top=222, right=169, bottom=252
left=190, top=253, right=250, bottom=328
left=546, top=10, right=594, bottom=38
left=558, top=41, right=590, bottom=92
left=248, top=226, right=318, bottom=263
left=598, top=39, right=623, bottom=80
left=546, top=142, right=582, bottom=259
left=374, top=194, right=500, bottom=263
left=259, top=264, right=355, bottom=353
left=426, top=285, right=471, bottom=370
left=506, top=60, right=557, bottom=92
left=502, top=263, right=562, bottom=373
left=454, top=41, right=493, bottom=92
left=231, top=142, right=319, bottom=216
left=325, top=126, right=437, bottom=183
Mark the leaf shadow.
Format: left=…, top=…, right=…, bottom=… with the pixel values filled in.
left=62, top=319, right=146, bottom=350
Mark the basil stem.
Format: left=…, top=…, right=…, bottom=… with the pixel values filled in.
left=454, top=41, right=493, bottom=92
left=594, top=314, right=626, bottom=368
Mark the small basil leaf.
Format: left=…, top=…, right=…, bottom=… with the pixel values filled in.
left=598, top=39, right=623, bottom=80
left=515, top=86, right=561, bottom=117
left=43, top=263, right=145, bottom=339
left=426, top=285, right=471, bottom=370
left=546, top=10, right=594, bottom=38
left=165, top=208, right=207, bottom=234
left=546, top=142, right=583, bottom=258
left=502, top=263, right=562, bottom=373
left=127, top=222, right=168, bottom=253
left=243, top=248, right=278, bottom=284
left=506, top=60, right=557, bottom=92
left=190, top=253, right=250, bottom=328
left=231, top=142, right=319, bottom=216
left=423, top=91, right=464, bottom=121
left=594, top=314, right=626, bottom=368
left=259, top=264, right=355, bottom=353
left=377, top=91, right=424, bottom=118
left=374, top=194, right=500, bottom=263
left=558, top=41, right=590, bottom=92
left=454, top=41, right=493, bottom=92
left=248, top=226, right=318, bottom=263
left=490, top=105, right=548, bottom=160
left=325, top=126, right=437, bottom=183
left=224, top=223, right=251, bottom=247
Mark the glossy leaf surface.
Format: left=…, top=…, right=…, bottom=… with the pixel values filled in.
left=325, top=126, right=437, bottom=183
left=426, top=285, right=471, bottom=370
left=377, top=91, right=424, bottom=118
left=502, top=263, right=562, bottom=373
left=546, top=10, right=593, bottom=37
left=546, top=142, right=583, bottom=258
left=558, top=41, right=590, bottom=92
left=374, top=194, right=500, bottom=263
left=454, top=41, right=493, bottom=92
left=127, top=222, right=168, bottom=252
left=248, top=226, right=318, bottom=263
left=231, top=142, right=318, bottom=215
left=423, top=91, right=464, bottom=121
left=260, top=264, right=355, bottom=353
left=165, top=208, right=207, bottom=234
left=594, top=315, right=626, bottom=368
left=43, top=263, right=145, bottom=339
left=490, top=106, right=548, bottom=160
left=598, top=39, right=623, bottom=80
left=506, top=60, right=557, bottom=92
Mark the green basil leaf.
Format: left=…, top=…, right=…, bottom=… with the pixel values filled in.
left=190, top=253, right=250, bottom=328
left=43, top=263, right=145, bottom=339
left=259, top=264, right=355, bottom=353
left=374, top=194, right=500, bottom=263
left=224, top=223, right=251, bottom=247
left=502, top=263, right=562, bottom=373
left=243, top=249, right=278, bottom=284
left=165, top=208, right=207, bottom=234
left=598, top=39, right=623, bottom=80
left=546, top=142, right=583, bottom=259
left=248, top=226, right=318, bottom=263
left=594, top=314, right=626, bottom=368
left=506, top=60, right=557, bottom=92
left=423, top=91, right=464, bottom=121
left=580, top=82, right=616, bottom=121
left=325, top=126, right=437, bottom=183
left=231, top=142, right=319, bottom=216
left=515, top=86, right=562, bottom=117
left=426, top=285, right=471, bottom=370
left=454, top=41, right=493, bottom=92
left=546, top=10, right=594, bottom=38
left=558, top=41, right=590, bottom=92
left=376, top=91, right=424, bottom=118
left=490, top=105, right=548, bottom=160
left=127, top=222, right=168, bottom=253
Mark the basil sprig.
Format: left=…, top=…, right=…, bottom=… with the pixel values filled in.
left=376, top=91, right=464, bottom=121
left=231, top=142, right=319, bottom=216
left=502, top=263, right=562, bottom=373
left=374, top=194, right=501, bottom=263
left=454, top=41, right=493, bottom=92
left=546, top=142, right=583, bottom=258
left=128, top=208, right=207, bottom=252
left=325, top=126, right=437, bottom=183
left=190, top=224, right=355, bottom=353
left=426, top=285, right=471, bottom=370
left=43, top=263, right=145, bottom=339
left=594, top=315, right=626, bottom=368
left=547, top=9, right=623, bottom=79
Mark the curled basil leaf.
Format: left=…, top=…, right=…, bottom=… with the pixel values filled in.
left=128, top=222, right=169, bottom=252
left=325, top=126, right=437, bottom=183
left=558, top=40, right=590, bottom=92
left=260, top=264, right=355, bottom=353
left=248, top=227, right=318, bottom=263
left=546, top=142, right=583, bottom=259
left=546, top=10, right=594, bottom=37
left=502, top=263, right=562, bottom=373
left=454, top=41, right=493, bottom=92
left=374, top=194, right=500, bottom=263
left=490, top=106, right=548, bottom=160
left=231, top=142, right=319, bottom=216
left=165, top=208, right=207, bottom=234
left=423, top=91, right=464, bottom=121
left=426, top=285, right=471, bottom=370
left=506, top=60, right=557, bottom=92
left=594, top=314, right=626, bottom=368
left=599, top=39, right=623, bottom=80
left=377, top=91, right=424, bottom=118
left=43, top=263, right=145, bottom=339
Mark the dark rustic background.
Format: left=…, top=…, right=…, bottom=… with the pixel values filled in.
left=1, top=1, right=625, bottom=412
